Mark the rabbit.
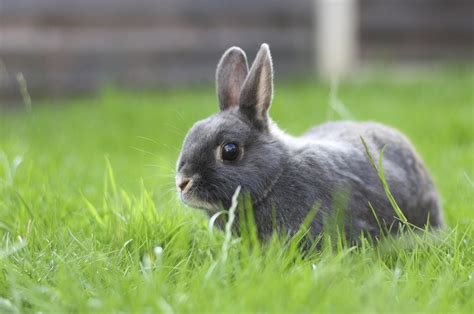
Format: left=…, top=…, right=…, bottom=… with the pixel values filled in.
left=175, top=43, right=444, bottom=241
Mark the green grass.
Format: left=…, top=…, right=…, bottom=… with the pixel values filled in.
left=0, top=69, right=473, bottom=313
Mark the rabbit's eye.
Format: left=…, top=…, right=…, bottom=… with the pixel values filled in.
left=221, top=143, right=239, bottom=161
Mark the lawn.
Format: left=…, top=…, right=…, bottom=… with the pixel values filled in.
left=0, top=69, right=473, bottom=313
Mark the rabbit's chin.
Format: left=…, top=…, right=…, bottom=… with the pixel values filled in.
left=180, top=193, right=220, bottom=212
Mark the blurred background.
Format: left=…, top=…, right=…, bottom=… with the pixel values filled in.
left=0, top=0, right=472, bottom=103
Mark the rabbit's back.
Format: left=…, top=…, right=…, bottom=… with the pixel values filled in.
left=300, top=121, right=443, bottom=229
left=304, top=121, right=427, bottom=172
left=304, top=121, right=405, bottom=150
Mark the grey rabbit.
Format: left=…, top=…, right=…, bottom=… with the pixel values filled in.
left=176, top=43, right=444, bottom=241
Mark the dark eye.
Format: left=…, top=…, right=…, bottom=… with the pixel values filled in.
left=221, top=143, right=239, bottom=161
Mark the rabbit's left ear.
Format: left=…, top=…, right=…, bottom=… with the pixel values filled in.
left=216, top=47, right=249, bottom=111
left=239, top=44, right=273, bottom=130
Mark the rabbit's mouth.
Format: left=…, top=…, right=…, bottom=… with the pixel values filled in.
left=176, top=173, right=222, bottom=212
left=179, top=183, right=219, bottom=212
left=181, top=193, right=219, bottom=212
left=183, top=197, right=218, bottom=212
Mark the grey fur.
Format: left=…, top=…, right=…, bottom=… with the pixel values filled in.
left=176, top=44, right=444, bottom=241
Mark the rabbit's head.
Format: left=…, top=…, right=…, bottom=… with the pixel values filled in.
left=176, top=44, right=287, bottom=211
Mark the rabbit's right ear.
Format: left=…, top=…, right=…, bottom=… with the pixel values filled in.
left=238, top=44, right=273, bottom=130
left=216, top=47, right=249, bottom=111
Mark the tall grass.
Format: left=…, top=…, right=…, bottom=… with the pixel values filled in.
left=0, top=69, right=472, bottom=313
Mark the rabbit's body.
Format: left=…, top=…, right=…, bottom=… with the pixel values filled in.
left=176, top=44, right=443, bottom=241
left=252, top=120, right=443, bottom=239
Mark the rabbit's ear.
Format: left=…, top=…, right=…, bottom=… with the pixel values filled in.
left=239, top=43, right=273, bottom=129
left=216, top=47, right=249, bottom=111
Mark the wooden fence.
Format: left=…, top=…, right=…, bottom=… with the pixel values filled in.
left=0, top=0, right=472, bottom=100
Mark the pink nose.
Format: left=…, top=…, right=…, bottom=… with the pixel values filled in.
left=177, top=177, right=191, bottom=192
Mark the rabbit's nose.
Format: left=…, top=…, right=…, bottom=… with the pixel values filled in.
left=177, top=176, right=192, bottom=192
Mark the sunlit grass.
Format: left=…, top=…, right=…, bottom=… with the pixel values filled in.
left=0, top=69, right=473, bottom=313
